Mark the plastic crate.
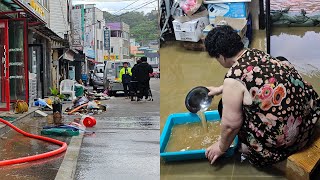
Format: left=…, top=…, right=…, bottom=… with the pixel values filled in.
left=160, top=110, right=238, bottom=162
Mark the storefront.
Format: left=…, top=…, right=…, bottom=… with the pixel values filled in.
left=0, top=0, right=46, bottom=110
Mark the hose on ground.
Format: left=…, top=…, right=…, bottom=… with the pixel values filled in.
left=0, top=118, right=67, bottom=166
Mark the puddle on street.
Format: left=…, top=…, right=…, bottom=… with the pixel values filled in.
left=160, top=28, right=320, bottom=178
left=0, top=115, right=71, bottom=179
left=165, top=121, right=220, bottom=152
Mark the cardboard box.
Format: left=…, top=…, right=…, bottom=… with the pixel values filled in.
left=173, top=17, right=209, bottom=42
left=214, top=16, right=247, bottom=38
left=207, top=2, right=248, bottom=24
left=203, top=24, right=214, bottom=36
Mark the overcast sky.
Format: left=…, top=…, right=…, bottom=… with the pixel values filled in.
left=73, top=0, right=158, bottom=15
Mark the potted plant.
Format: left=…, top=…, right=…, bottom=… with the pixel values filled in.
left=50, top=87, right=65, bottom=113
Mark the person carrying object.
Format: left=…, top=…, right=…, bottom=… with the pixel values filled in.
left=119, top=62, right=132, bottom=99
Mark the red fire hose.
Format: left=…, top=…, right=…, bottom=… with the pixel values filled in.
left=0, top=118, right=67, bottom=166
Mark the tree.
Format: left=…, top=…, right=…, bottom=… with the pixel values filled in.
left=103, top=11, right=159, bottom=45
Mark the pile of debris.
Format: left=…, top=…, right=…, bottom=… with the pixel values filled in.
left=64, top=96, right=108, bottom=116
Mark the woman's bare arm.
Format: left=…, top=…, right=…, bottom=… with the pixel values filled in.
left=219, top=78, right=244, bottom=152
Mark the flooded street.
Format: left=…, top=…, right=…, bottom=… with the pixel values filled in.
left=0, top=116, right=71, bottom=180
left=75, top=79, right=160, bottom=180
left=160, top=28, right=320, bottom=179
left=270, top=27, right=320, bottom=92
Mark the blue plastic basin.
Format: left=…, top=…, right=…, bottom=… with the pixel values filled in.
left=160, top=110, right=238, bottom=162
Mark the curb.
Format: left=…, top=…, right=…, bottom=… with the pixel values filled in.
left=0, top=108, right=38, bottom=136
left=54, top=129, right=85, bottom=180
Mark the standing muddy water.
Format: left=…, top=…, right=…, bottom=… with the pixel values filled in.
left=160, top=28, right=320, bottom=179
left=165, top=121, right=220, bottom=152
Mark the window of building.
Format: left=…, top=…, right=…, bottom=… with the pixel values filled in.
left=111, top=47, right=114, bottom=53
left=97, top=40, right=99, bottom=49
left=124, top=32, right=128, bottom=40
left=111, top=30, right=117, bottom=37
left=100, top=41, right=103, bottom=50
left=67, top=0, right=70, bottom=22
left=37, top=0, right=49, bottom=9
left=98, top=21, right=101, bottom=29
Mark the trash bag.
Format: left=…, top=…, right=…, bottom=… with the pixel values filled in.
left=74, top=96, right=89, bottom=107
left=87, top=101, right=99, bottom=109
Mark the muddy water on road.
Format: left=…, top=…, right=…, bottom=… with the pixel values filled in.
left=0, top=116, right=71, bottom=180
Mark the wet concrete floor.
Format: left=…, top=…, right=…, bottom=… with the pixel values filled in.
left=75, top=79, right=160, bottom=180
left=160, top=28, right=320, bottom=179
left=0, top=115, right=71, bottom=180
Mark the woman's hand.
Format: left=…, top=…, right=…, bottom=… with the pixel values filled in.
left=205, top=140, right=225, bottom=164
left=207, top=86, right=223, bottom=96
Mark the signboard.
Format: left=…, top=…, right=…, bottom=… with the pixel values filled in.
left=30, top=0, right=44, bottom=17
left=84, top=8, right=95, bottom=59
left=15, top=0, right=45, bottom=21
left=71, top=5, right=84, bottom=51
left=104, top=55, right=119, bottom=60
left=104, top=27, right=110, bottom=51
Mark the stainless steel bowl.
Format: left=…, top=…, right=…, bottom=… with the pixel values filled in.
left=185, top=86, right=213, bottom=113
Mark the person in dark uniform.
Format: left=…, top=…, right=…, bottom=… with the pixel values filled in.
left=130, top=60, right=141, bottom=101
left=134, top=57, right=153, bottom=101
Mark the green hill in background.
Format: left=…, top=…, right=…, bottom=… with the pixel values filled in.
left=103, top=11, right=159, bottom=46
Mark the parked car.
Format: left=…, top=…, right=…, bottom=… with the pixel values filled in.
left=92, top=64, right=105, bottom=91
left=103, top=59, right=134, bottom=96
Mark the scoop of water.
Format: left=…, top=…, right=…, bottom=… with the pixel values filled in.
left=185, top=86, right=213, bottom=113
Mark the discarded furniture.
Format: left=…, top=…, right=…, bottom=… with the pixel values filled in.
left=60, top=79, right=76, bottom=101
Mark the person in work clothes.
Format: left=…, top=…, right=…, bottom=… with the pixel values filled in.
left=131, top=59, right=142, bottom=101
left=119, top=62, right=132, bottom=99
left=135, top=57, right=153, bottom=101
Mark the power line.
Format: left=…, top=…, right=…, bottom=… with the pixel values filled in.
left=106, top=0, right=157, bottom=22
left=55, top=0, right=158, bottom=35
left=122, top=0, right=156, bottom=11
left=113, top=0, right=141, bottom=15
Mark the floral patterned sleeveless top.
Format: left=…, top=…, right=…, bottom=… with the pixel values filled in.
left=225, top=48, right=320, bottom=166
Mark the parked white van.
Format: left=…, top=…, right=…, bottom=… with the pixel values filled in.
left=103, top=59, right=135, bottom=96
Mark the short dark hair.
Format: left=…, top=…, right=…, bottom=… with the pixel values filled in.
left=140, top=56, right=147, bottom=62
left=137, top=59, right=142, bottom=64
left=123, top=62, right=128, bottom=65
left=205, top=25, right=244, bottom=58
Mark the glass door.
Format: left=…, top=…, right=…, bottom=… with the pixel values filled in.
left=28, top=45, right=44, bottom=99
left=0, top=20, right=10, bottom=111
left=8, top=20, right=28, bottom=102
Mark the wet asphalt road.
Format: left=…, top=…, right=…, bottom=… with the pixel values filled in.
left=75, top=78, right=160, bottom=180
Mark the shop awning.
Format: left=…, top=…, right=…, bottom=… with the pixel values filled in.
left=63, top=49, right=79, bottom=61
left=87, top=59, right=102, bottom=64
left=1, top=0, right=46, bottom=24
left=33, top=25, right=66, bottom=42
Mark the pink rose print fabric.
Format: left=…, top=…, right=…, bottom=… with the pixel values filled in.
left=225, top=49, right=320, bottom=166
